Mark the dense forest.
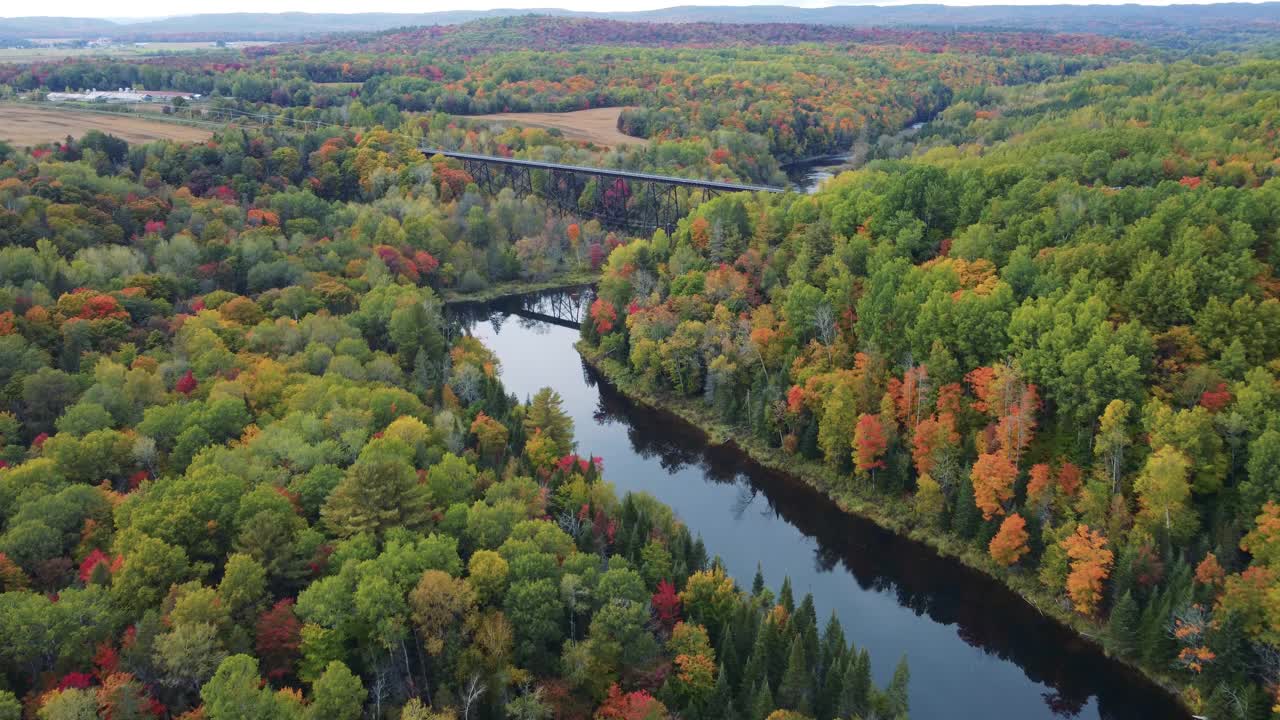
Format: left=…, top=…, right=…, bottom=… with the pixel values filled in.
left=0, top=17, right=1130, bottom=183
left=0, top=124, right=914, bottom=719
left=580, top=56, right=1280, bottom=718
left=2, top=10, right=1280, bottom=720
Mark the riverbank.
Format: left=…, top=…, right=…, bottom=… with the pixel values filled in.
left=576, top=340, right=1195, bottom=716
left=439, top=271, right=597, bottom=305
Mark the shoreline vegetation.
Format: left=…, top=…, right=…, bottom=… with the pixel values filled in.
left=576, top=339, right=1195, bottom=714
left=440, top=273, right=598, bottom=305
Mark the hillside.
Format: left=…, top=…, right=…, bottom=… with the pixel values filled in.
left=3, top=3, right=1280, bottom=42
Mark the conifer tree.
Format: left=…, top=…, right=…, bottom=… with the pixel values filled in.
left=819, top=612, right=845, bottom=679
left=838, top=648, right=872, bottom=719
left=740, top=626, right=770, bottom=711
left=763, top=614, right=789, bottom=692
left=779, top=577, right=795, bottom=613
left=709, top=663, right=740, bottom=720
left=881, top=655, right=910, bottom=719
left=1107, top=590, right=1141, bottom=657
left=1138, top=589, right=1175, bottom=668
left=778, top=635, right=814, bottom=715
left=750, top=680, right=775, bottom=720
left=719, top=625, right=742, bottom=692
left=816, top=614, right=846, bottom=720
left=952, top=472, right=981, bottom=540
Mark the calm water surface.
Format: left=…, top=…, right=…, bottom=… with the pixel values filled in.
left=451, top=291, right=1188, bottom=720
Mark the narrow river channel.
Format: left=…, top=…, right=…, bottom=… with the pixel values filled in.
left=449, top=290, right=1188, bottom=720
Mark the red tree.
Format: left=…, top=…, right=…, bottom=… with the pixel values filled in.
left=174, top=370, right=197, bottom=395
left=590, top=298, right=618, bottom=335
left=853, top=413, right=887, bottom=478
left=595, top=685, right=670, bottom=720
left=255, top=599, right=302, bottom=680
left=651, top=579, right=682, bottom=631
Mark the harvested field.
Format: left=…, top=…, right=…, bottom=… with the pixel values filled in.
left=466, top=107, right=644, bottom=148
left=0, top=104, right=213, bottom=146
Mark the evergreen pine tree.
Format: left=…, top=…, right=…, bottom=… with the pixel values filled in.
left=763, top=614, right=789, bottom=692
left=623, top=521, right=643, bottom=564
left=795, top=594, right=817, bottom=634
left=1110, top=539, right=1138, bottom=605
left=672, top=556, right=689, bottom=592
left=820, top=612, right=846, bottom=678
left=797, top=595, right=820, bottom=669
left=817, top=614, right=847, bottom=720
left=750, top=680, right=775, bottom=720
left=1107, top=590, right=1141, bottom=657
left=837, top=649, right=872, bottom=719
left=817, top=646, right=845, bottom=720
left=740, top=623, right=770, bottom=711
left=778, top=635, right=814, bottom=716
left=952, top=472, right=980, bottom=540
left=734, top=603, right=758, bottom=666
left=800, top=419, right=820, bottom=459
left=752, top=564, right=766, bottom=597
left=412, top=347, right=435, bottom=393
left=719, top=625, right=742, bottom=692
left=779, top=577, right=795, bottom=613
left=709, top=664, right=740, bottom=720
left=1204, top=610, right=1251, bottom=689
left=882, top=655, right=910, bottom=719
left=1139, top=590, right=1176, bottom=668
left=689, top=536, right=709, bottom=573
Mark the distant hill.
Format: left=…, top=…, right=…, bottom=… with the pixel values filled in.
left=3, top=3, right=1280, bottom=42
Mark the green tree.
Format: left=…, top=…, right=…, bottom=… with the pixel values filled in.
left=1107, top=590, right=1141, bottom=657
left=322, top=457, right=429, bottom=540
left=0, top=691, right=17, bottom=720
left=750, top=680, right=775, bottom=720
left=309, top=661, right=366, bottom=720
left=201, top=655, right=289, bottom=720
left=524, top=388, right=574, bottom=456
left=777, top=635, right=813, bottom=715
left=504, top=579, right=563, bottom=666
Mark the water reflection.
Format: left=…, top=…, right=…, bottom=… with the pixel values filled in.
left=449, top=292, right=1188, bottom=720
left=785, top=153, right=854, bottom=194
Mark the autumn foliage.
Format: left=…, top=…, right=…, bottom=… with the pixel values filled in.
left=595, top=685, right=669, bottom=720
left=1061, top=525, right=1114, bottom=616
left=970, top=452, right=1017, bottom=520
left=989, top=513, right=1030, bottom=567
left=852, top=413, right=888, bottom=477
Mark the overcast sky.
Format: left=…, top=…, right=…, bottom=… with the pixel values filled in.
left=6, top=0, right=1263, bottom=20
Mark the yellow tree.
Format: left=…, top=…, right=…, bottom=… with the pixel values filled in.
left=1134, top=446, right=1197, bottom=543
left=1093, top=399, right=1132, bottom=492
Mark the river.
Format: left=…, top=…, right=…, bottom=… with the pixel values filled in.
left=786, top=153, right=855, bottom=194
left=786, top=122, right=927, bottom=193
left=449, top=290, right=1188, bottom=720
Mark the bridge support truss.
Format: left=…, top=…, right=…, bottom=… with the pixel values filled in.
left=450, top=154, right=757, bottom=236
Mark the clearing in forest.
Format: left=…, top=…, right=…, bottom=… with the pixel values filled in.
left=465, top=107, right=644, bottom=148
left=0, top=104, right=214, bottom=146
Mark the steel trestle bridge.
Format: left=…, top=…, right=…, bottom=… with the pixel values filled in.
left=422, top=147, right=785, bottom=235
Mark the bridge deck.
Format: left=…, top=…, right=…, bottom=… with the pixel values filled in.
left=422, top=148, right=785, bottom=194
